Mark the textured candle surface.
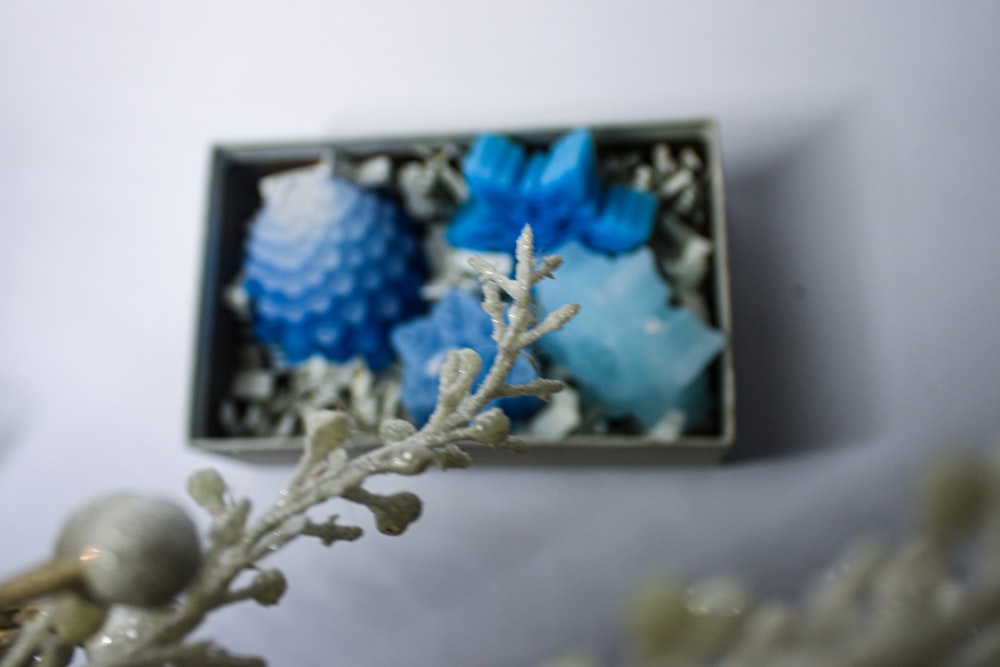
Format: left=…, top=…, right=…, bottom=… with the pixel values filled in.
left=447, top=129, right=656, bottom=255
left=243, top=166, right=426, bottom=368
left=534, top=242, right=725, bottom=430
left=390, top=288, right=541, bottom=425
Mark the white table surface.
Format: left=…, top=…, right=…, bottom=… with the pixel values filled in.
left=1, top=1, right=999, bottom=665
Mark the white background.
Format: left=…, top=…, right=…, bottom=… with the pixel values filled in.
left=1, top=1, right=999, bottom=665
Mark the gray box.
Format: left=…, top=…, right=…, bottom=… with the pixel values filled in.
left=189, top=119, right=735, bottom=465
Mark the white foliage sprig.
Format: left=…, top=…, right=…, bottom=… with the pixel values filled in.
left=0, top=226, right=578, bottom=667
left=87, top=227, right=576, bottom=667
left=560, top=448, right=1000, bottom=667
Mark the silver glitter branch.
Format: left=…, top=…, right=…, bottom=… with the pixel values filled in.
left=544, top=448, right=1000, bottom=667
left=0, top=225, right=578, bottom=667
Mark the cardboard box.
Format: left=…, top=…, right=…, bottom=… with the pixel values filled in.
left=189, top=120, right=735, bottom=465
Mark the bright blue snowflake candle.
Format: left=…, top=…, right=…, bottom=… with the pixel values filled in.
left=243, top=165, right=426, bottom=369
left=447, top=129, right=657, bottom=254
left=534, top=241, right=725, bottom=431
left=390, top=288, right=542, bottom=425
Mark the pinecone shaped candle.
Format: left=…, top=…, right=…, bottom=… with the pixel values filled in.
left=243, top=165, right=426, bottom=369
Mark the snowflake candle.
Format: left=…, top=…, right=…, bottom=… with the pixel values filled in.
left=447, top=129, right=657, bottom=254
left=534, top=241, right=725, bottom=432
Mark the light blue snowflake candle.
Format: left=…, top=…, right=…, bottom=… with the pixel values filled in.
left=534, top=241, right=725, bottom=432
left=243, top=165, right=426, bottom=369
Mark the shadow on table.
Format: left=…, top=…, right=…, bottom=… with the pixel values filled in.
left=724, top=112, right=885, bottom=461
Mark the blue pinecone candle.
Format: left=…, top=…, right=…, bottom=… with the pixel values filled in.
left=243, top=165, right=426, bottom=369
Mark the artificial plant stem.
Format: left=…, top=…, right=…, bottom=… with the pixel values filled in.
left=0, top=560, right=83, bottom=611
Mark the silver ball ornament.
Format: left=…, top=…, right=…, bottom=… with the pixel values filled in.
left=55, top=493, right=201, bottom=606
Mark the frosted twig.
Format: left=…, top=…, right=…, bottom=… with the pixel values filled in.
left=518, top=303, right=580, bottom=347
left=54, top=225, right=580, bottom=667
left=612, top=448, right=1000, bottom=667
left=0, top=609, right=52, bottom=667
left=495, top=378, right=566, bottom=400
left=87, top=641, right=265, bottom=667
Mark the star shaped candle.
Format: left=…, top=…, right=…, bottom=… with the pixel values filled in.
left=534, top=241, right=725, bottom=431
left=390, top=288, right=541, bottom=425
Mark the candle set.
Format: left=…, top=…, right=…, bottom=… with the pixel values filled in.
left=192, top=121, right=735, bottom=460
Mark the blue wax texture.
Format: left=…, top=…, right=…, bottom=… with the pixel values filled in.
left=390, top=289, right=542, bottom=425
left=534, top=242, right=725, bottom=430
left=243, top=169, right=426, bottom=369
left=447, top=129, right=656, bottom=255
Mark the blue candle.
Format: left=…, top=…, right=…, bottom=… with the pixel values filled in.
left=447, top=129, right=657, bottom=255
left=243, top=166, right=426, bottom=369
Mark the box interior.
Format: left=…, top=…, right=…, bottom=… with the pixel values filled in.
left=190, top=122, right=734, bottom=462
